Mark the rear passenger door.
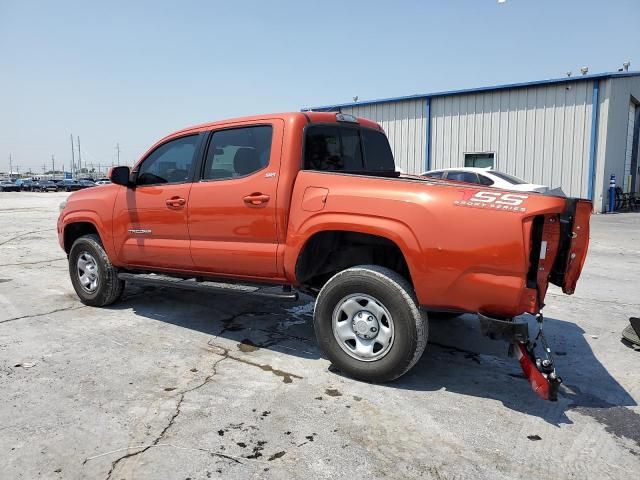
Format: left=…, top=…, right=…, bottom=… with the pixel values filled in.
left=187, top=121, right=284, bottom=278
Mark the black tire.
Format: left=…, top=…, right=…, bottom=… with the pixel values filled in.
left=314, top=265, right=428, bottom=382
left=69, top=234, right=124, bottom=306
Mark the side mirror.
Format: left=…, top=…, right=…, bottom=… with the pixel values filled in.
left=109, top=166, right=131, bottom=187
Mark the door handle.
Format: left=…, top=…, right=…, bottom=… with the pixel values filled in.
left=243, top=193, right=270, bottom=205
left=165, top=196, right=186, bottom=208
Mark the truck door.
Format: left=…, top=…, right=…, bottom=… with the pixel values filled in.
left=187, top=121, right=283, bottom=278
left=112, top=134, right=202, bottom=270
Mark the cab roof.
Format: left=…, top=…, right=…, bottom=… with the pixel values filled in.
left=160, top=112, right=382, bottom=142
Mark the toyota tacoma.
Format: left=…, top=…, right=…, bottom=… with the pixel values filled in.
left=57, top=112, right=591, bottom=400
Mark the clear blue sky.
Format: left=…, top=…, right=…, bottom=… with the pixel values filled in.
left=1, top=0, right=638, bottom=172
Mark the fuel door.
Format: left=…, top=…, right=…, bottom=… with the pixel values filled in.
left=302, top=187, right=329, bottom=212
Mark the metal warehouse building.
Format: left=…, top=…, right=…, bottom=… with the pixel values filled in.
left=310, top=71, right=640, bottom=212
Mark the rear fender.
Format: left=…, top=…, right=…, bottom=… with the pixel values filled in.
left=284, top=213, right=422, bottom=286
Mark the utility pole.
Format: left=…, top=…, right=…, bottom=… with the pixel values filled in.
left=8, top=154, right=12, bottom=177
left=70, top=134, right=75, bottom=177
left=77, top=136, right=82, bottom=173
left=51, top=154, right=55, bottom=178
left=42, top=162, right=47, bottom=175
left=116, top=143, right=120, bottom=166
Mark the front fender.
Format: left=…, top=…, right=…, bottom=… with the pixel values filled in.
left=59, top=210, right=118, bottom=264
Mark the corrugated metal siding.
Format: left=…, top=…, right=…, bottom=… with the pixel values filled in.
left=430, top=82, right=594, bottom=198
left=600, top=76, right=640, bottom=210
left=341, top=99, right=427, bottom=174
left=624, top=102, right=636, bottom=191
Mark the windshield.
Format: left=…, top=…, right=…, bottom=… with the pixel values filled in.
left=490, top=171, right=528, bottom=185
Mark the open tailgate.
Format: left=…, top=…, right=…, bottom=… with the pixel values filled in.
left=550, top=198, right=592, bottom=294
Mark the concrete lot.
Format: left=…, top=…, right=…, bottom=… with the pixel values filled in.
left=0, top=191, right=639, bottom=479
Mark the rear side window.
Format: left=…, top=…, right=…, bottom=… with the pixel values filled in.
left=478, top=174, right=494, bottom=186
left=202, top=125, right=272, bottom=180
left=304, top=125, right=394, bottom=172
left=424, top=171, right=444, bottom=178
left=446, top=171, right=479, bottom=184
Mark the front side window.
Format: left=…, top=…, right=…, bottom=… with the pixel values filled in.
left=202, top=125, right=272, bottom=180
left=137, top=135, right=199, bottom=186
left=424, top=171, right=444, bottom=178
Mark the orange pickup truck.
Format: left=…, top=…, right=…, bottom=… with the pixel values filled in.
left=57, top=111, right=591, bottom=400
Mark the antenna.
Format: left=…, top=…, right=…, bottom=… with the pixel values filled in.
left=352, top=96, right=358, bottom=103
left=566, top=71, right=572, bottom=77
left=580, top=66, right=589, bottom=75
left=623, top=61, right=630, bottom=72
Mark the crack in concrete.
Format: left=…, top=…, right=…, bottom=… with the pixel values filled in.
left=206, top=342, right=302, bottom=384
left=101, top=355, right=231, bottom=479
left=0, top=258, right=66, bottom=267
left=0, top=228, right=56, bottom=247
left=0, top=305, right=86, bottom=325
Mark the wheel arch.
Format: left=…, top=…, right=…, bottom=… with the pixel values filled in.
left=289, top=216, right=423, bottom=293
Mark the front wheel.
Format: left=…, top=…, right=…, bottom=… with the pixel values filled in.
left=314, top=265, right=428, bottom=382
left=69, top=234, right=124, bottom=306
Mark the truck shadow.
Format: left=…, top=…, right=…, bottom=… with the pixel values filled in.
left=112, top=286, right=637, bottom=429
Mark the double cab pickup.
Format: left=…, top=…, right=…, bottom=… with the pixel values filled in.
left=58, top=112, right=591, bottom=399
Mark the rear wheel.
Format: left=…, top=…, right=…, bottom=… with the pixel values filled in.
left=314, top=265, right=428, bottom=382
left=69, top=234, right=124, bottom=306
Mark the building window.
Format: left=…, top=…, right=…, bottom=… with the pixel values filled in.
left=464, top=153, right=494, bottom=168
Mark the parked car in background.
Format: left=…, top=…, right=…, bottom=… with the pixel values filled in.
left=14, top=179, right=35, bottom=191
left=422, top=167, right=549, bottom=193
left=95, top=178, right=111, bottom=185
left=59, top=179, right=83, bottom=192
left=35, top=180, right=59, bottom=192
left=0, top=180, right=20, bottom=192
left=78, top=179, right=96, bottom=188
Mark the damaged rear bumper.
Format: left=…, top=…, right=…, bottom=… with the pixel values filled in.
left=479, top=313, right=562, bottom=401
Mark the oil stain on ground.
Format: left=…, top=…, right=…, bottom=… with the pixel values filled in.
left=207, top=343, right=302, bottom=384
left=325, top=388, right=342, bottom=397
left=238, top=338, right=260, bottom=353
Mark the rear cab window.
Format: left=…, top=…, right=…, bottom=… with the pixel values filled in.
left=303, top=124, right=395, bottom=173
